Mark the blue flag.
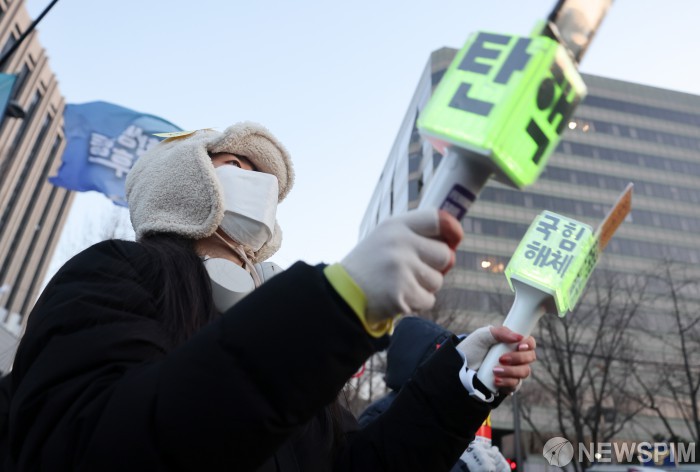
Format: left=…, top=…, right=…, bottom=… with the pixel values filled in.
left=0, top=73, right=17, bottom=121
left=50, top=101, right=181, bottom=206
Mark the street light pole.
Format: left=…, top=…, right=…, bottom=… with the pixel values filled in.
left=513, top=391, right=524, bottom=471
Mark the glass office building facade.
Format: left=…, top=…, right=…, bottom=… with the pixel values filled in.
left=360, top=47, right=700, bottom=462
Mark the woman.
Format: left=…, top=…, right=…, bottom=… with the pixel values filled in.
left=1, top=123, right=536, bottom=471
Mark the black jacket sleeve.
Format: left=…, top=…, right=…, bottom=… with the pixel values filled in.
left=357, top=391, right=398, bottom=428
left=4, top=240, right=381, bottom=472
left=336, top=337, right=492, bottom=472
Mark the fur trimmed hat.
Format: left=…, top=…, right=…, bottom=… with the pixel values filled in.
left=125, top=121, right=294, bottom=262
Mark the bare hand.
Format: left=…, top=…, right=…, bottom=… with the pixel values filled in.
left=489, top=326, right=536, bottom=392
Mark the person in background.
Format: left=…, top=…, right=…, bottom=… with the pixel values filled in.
left=0, top=123, right=536, bottom=471
left=359, top=316, right=515, bottom=472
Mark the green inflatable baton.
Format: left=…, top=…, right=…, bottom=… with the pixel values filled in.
left=476, top=183, right=633, bottom=395
left=417, top=0, right=613, bottom=220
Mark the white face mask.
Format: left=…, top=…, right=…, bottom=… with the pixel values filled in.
left=214, top=165, right=279, bottom=252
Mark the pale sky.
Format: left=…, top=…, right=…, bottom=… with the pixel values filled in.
left=25, top=0, right=700, bottom=277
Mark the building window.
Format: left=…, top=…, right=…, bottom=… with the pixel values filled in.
left=0, top=113, right=51, bottom=244
left=432, top=151, right=442, bottom=170
left=0, top=31, right=17, bottom=71
left=20, top=188, right=70, bottom=316
left=584, top=95, right=700, bottom=128
left=408, top=151, right=422, bottom=173
left=12, top=62, right=31, bottom=97
left=5, top=133, right=61, bottom=310
left=408, top=176, right=425, bottom=202
left=431, top=70, right=446, bottom=86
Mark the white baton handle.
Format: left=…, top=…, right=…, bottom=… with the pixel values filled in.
left=476, top=280, right=551, bottom=392
left=418, top=148, right=493, bottom=222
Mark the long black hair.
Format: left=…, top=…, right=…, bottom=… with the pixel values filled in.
left=138, top=232, right=349, bottom=458
left=138, top=233, right=218, bottom=347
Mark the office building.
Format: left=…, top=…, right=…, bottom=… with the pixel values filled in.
left=0, top=0, right=71, bottom=371
left=360, top=47, right=700, bottom=463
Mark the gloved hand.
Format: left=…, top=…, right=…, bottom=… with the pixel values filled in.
left=488, top=445, right=511, bottom=472
left=456, top=326, right=534, bottom=401
left=341, top=209, right=462, bottom=324
left=461, top=441, right=497, bottom=472
left=456, top=326, right=497, bottom=370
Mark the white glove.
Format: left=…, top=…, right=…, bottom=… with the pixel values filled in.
left=488, top=445, right=511, bottom=472
left=456, top=326, right=497, bottom=370
left=461, top=441, right=497, bottom=472
left=456, top=326, right=500, bottom=402
left=456, top=326, right=525, bottom=401
left=341, top=209, right=454, bottom=323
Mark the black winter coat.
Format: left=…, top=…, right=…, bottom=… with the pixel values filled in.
left=0, top=240, right=491, bottom=471
left=358, top=317, right=481, bottom=472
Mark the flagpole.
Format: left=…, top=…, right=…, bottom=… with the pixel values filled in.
left=0, top=0, right=60, bottom=70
